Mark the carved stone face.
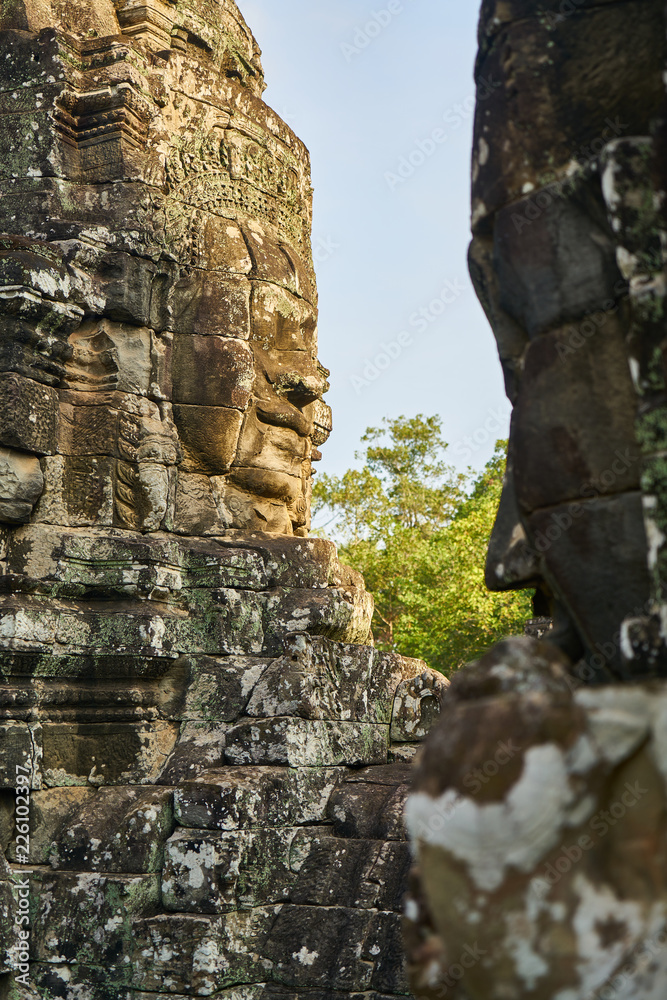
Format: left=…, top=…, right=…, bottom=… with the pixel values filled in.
left=0, top=0, right=330, bottom=538
left=470, top=0, right=667, bottom=677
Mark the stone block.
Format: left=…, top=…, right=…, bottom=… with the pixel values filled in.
left=528, top=492, right=651, bottom=676
left=155, top=722, right=227, bottom=784
left=250, top=284, right=316, bottom=355
left=50, top=607, right=183, bottom=658
left=183, top=542, right=268, bottom=591
left=0, top=29, right=62, bottom=90
left=327, top=765, right=412, bottom=841
left=33, top=455, right=115, bottom=528
left=471, top=1, right=666, bottom=225
left=494, top=184, right=622, bottom=338
left=0, top=110, right=61, bottom=184
left=0, top=722, right=42, bottom=790
left=172, top=336, right=254, bottom=409
left=41, top=722, right=179, bottom=787
left=194, top=276, right=251, bottom=338
left=30, top=964, right=133, bottom=1000
left=468, top=236, right=528, bottom=402
left=166, top=271, right=252, bottom=338
left=6, top=526, right=185, bottom=602
left=176, top=591, right=265, bottom=656
left=0, top=374, right=57, bottom=455
left=261, top=588, right=373, bottom=654
left=264, top=905, right=403, bottom=991
left=213, top=480, right=293, bottom=534
left=485, top=466, right=542, bottom=592
left=64, top=320, right=153, bottom=397
left=174, top=767, right=345, bottom=831
left=390, top=670, right=448, bottom=743
left=179, top=656, right=270, bottom=723
left=232, top=414, right=308, bottom=482
left=242, top=536, right=338, bottom=589
left=289, top=835, right=411, bottom=911
left=198, top=217, right=254, bottom=277
left=31, top=871, right=160, bottom=968
left=224, top=718, right=388, bottom=767
left=116, top=400, right=181, bottom=466
left=246, top=634, right=429, bottom=724
left=87, top=250, right=157, bottom=329
left=367, top=911, right=410, bottom=994
left=162, top=827, right=296, bottom=912
left=0, top=606, right=57, bottom=655
left=6, top=786, right=94, bottom=863
left=131, top=910, right=273, bottom=994
left=511, top=314, right=641, bottom=512
left=0, top=312, right=66, bottom=388
left=49, top=787, right=174, bottom=872
left=58, top=401, right=119, bottom=457
left=0, top=875, right=22, bottom=974
left=244, top=227, right=315, bottom=303
left=20, top=524, right=187, bottom=601
left=174, top=405, right=243, bottom=474
left=0, top=448, right=43, bottom=525
left=173, top=471, right=224, bottom=536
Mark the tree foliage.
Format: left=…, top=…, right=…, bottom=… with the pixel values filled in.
left=313, top=415, right=533, bottom=675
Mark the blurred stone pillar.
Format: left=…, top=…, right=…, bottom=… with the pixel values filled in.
left=405, top=4, right=667, bottom=999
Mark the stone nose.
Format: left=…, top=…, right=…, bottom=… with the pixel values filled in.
left=274, top=368, right=330, bottom=408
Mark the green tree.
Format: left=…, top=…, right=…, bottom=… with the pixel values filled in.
left=313, top=416, right=533, bottom=675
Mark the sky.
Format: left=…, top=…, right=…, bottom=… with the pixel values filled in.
left=238, top=1, right=510, bottom=482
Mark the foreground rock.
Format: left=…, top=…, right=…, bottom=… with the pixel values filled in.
left=405, top=638, right=667, bottom=1000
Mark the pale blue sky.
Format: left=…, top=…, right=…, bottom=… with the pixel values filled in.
left=239, top=1, right=509, bottom=479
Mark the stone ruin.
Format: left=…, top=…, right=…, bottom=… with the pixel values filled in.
left=406, top=1, right=667, bottom=999
left=0, top=2, right=448, bottom=998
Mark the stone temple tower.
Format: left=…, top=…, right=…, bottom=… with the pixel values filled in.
left=0, top=2, right=446, bottom=997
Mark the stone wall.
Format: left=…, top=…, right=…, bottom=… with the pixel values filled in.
left=0, top=2, right=447, bottom=998
left=0, top=525, right=445, bottom=999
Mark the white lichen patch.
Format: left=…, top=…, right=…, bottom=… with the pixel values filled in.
left=406, top=744, right=576, bottom=891
left=570, top=874, right=643, bottom=997
left=575, top=688, right=651, bottom=765
left=566, top=734, right=598, bottom=775
left=646, top=515, right=667, bottom=572
left=504, top=910, right=549, bottom=990
left=192, top=938, right=221, bottom=974
left=293, top=946, right=318, bottom=966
